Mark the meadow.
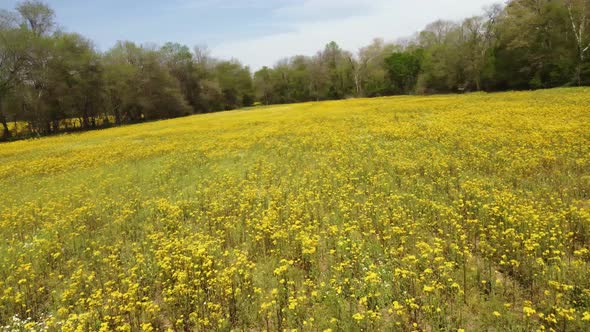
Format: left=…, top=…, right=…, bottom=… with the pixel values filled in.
left=1, top=88, right=589, bottom=331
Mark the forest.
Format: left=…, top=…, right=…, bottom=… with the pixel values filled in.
left=0, top=0, right=589, bottom=140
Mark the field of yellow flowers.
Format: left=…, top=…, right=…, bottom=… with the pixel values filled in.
left=1, top=88, right=589, bottom=331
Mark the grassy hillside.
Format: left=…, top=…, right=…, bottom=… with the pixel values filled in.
left=1, top=88, right=589, bottom=331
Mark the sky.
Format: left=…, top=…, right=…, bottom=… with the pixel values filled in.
left=1, top=0, right=500, bottom=70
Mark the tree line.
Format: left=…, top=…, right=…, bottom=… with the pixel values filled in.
left=1, top=0, right=589, bottom=140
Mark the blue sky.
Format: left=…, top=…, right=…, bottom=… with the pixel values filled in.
left=1, top=0, right=499, bottom=70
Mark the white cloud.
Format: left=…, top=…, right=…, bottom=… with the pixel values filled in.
left=212, top=0, right=499, bottom=70
left=177, top=0, right=277, bottom=9
left=273, top=0, right=372, bottom=20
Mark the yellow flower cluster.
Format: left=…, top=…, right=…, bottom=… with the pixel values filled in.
left=0, top=88, right=589, bottom=330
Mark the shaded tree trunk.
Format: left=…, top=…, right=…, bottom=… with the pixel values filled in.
left=0, top=115, right=10, bottom=140
left=0, top=96, right=11, bottom=140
